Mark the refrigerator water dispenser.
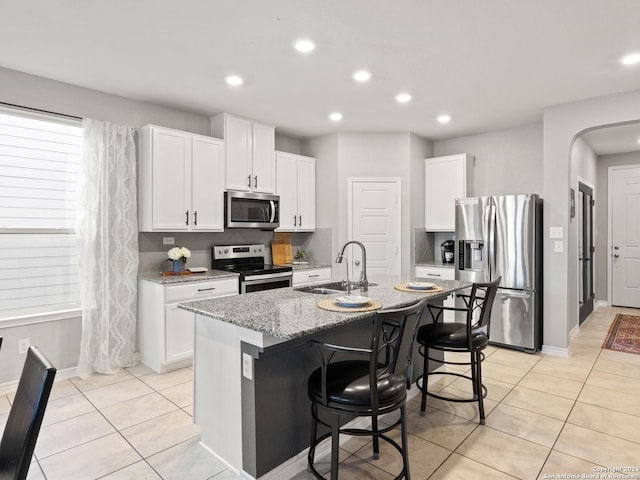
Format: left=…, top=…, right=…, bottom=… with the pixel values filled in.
left=458, top=240, right=484, bottom=271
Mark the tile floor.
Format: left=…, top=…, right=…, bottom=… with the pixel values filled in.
left=2, top=305, right=640, bottom=479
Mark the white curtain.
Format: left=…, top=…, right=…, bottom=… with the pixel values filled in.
left=76, top=119, right=139, bottom=378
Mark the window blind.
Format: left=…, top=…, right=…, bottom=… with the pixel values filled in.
left=0, top=110, right=82, bottom=319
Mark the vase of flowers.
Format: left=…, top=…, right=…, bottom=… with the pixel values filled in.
left=168, top=246, right=191, bottom=274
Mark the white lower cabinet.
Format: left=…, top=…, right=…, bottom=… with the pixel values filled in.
left=138, top=277, right=238, bottom=373
left=292, top=267, right=331, bottom=287
left=415, top=266, right=456, bottom=322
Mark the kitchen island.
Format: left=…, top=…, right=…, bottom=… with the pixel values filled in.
left=179, top=275, right=469, bottom=479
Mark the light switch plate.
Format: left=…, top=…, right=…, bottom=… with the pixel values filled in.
left=554, top=240, right=564, bottom=253
left=163, top=237, right=175, bottom=245
left=549, top=227, right=563, bottom=239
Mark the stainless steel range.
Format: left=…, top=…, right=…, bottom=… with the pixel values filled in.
left=212, top=244, right=293, bottom=294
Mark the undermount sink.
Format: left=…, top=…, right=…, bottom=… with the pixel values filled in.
left=294, top=281, right=378, bottom=295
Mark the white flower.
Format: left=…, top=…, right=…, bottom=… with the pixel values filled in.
left=168, top=246, right=190, bottom=261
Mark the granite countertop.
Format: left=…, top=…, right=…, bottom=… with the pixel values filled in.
left=179, top=275, right=470, bottom=340
left=139, top=269, right=239, bottom=285
left=415, top=261, right=455, bottom=269
left=290, top=263, right=332, bottom=270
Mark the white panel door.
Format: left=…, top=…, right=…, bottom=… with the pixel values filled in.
left=350, top=180, right=400, bottom=279
left=191, top=135, right=224, bottom=231
left=297, top=156, right=316, bottom=231
left=275, top=152, right=298, bottom=231
left=612, top=166, right=640, bottom=307
left=152, top=128, right=190, bottom=230
left=251, top=122, right=275, bottom=193
left=224, top=115, right=252, bottom=191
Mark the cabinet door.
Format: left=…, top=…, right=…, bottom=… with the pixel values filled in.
left=192, top=135, right=224, bottom=231
left=425, top=155, right=467, bottom=231
left=165, top=302, right=195, bottom=363
left=251, top=123, right=275, bottom=193
left=292, top=267, right=331, bottom=286
left=152, top=128, right=190, bottom=230
left=225, top=115, right=252, bottom=191
left=296, top=156, right=316, bottom=231
left=275, top=152, right=298, bottom=231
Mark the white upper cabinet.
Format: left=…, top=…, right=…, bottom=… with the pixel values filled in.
left=211, top=113, right=275, bottom=193
left=138, top=125, right=225, bottom=232
left=425, top=154, right=474, bottom=231
left=275, top=151, right=316, bottom=232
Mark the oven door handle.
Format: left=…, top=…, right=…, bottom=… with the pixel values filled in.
left=243, top=271, right=293, bottom=283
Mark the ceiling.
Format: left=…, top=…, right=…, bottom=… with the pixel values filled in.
left=2, top=0, right=640, bottom=146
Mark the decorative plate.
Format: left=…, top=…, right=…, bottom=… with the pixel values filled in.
left=406, top=282, right=436, bottom=290
left=335, top=295, right=371, bottom=308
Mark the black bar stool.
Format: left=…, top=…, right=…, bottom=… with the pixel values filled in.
left=307, top=299, right=428, bottom=480
left=415, top=278, right=500, bottom=425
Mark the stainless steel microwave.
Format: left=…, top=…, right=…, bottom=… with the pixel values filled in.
left=225, top=191, right=280, bottom=229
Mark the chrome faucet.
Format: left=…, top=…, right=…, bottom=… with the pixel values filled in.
left=335, top=240, right=368, bottom=294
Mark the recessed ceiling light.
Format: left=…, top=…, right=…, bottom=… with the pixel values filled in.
left=329, top=112, right=343, bottom=122
left=352, top=70, right=371, bottom=82
left=224, top=75, right=243, bottom=86
left=395, top=93, right=412, bottom=103
left=437, top=114, right=451, bottom=124
left=294, top=38, right=315, bottom=53
left=621, top=53, right=640, bottom=65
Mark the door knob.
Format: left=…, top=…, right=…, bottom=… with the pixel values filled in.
left=614, top=254, right=620, bottom=258
left=355, top=260, right=361, bottom=266
left=614, top=245, right=620, bottom=250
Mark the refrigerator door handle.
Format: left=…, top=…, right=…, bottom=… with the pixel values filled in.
left=488, top=202, right=496, bottom=282
left=482, top=203, right=491, bottom=282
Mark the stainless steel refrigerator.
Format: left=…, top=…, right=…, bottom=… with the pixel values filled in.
left=455, top=194, right=542, bottom=352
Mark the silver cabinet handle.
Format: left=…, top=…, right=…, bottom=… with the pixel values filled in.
left=298, top=215, right=302, bottom=227
left=185, top=211, right=189, bottom=226
left=254, top=176, right=258, bottom=188
left=247, top=175, right=252, bottom=188
left=309, top=274, right=320, bottom=278
left=293, top=215, right=297, bottom=227
left=428, top=273, right=441, bottom=277
left=194, top=211, right=198, bottom=226
left=198, top=287, right=216, bottom=292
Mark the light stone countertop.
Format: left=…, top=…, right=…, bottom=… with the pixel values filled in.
left=139, top=269, right=239, bottom=285
left=290, top=263, right=332, bottom=270
left=179, top=275, right=469, bottom=340
left=415, top=261, right=455, bottom=269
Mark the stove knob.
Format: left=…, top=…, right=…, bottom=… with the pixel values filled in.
left=224, top=248, right=229, bottom=254
left=217, top=249, right=223, bottom=254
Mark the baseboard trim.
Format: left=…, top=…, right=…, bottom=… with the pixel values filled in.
left=541, top=344, right=570, bottom=358
left=0, top=365, right=77, bottom=396
left=595, top=300, right=609, bottom=309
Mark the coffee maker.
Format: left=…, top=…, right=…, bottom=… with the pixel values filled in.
left=441, top=240, right=455, bottom=263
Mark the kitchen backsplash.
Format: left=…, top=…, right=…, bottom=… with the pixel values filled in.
left=138, top=228, right=334, bottom=274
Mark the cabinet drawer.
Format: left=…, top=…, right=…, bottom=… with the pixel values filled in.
left=293, top=268, right=331, bottom=286
left=415, top=266, right=455, bottom=281
left=165, top=278, right=238, bottom=302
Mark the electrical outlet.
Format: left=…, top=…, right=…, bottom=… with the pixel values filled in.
left=163, top=237, right=175, bottom=245
left=18, top=338, right=30, bottom=355
left=242, top=353, right=253, bottom=380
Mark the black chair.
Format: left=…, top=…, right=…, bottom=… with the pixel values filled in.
left=416, top=278, right=500, bottom=425
left=307, top=299, right=427, bottom=480
left=0, top=346, right=56, bottom=480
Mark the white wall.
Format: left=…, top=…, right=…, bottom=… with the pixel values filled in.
left=543, top=88, right=640, bottom=353
left=568, top=137, right=597, bottom=331
left=302, top=132, right=432, bottom=279
left=434, top=122, right=543, bottom=196
left=595, top=151, right=640, bottom=302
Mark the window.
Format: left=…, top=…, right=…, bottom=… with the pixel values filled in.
left=0, top=108, right=83, bottom=321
